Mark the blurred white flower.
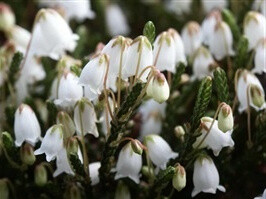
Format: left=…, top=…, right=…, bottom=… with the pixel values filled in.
left=74, top=98, right=99, bottom=138
left=168, top=28, right=187, bottom=66
left=105, top=4, right=130, bottom=36
left=153, top=31, right=176, bottom=73
left=39, top=0, right=95, bottom=22
left=254, top=189, right=266, bottom=199
left=138, top=99, right=166, bottom=121
left=201, top=10, right=222, bottom=46
left=30, top=9, right=79, bottom=60
left=244, top=11, right=266, bottom=51
left=122, top=36, right=153, bottom=82
left=165, top=0, right=192, bottom=15
left=139, top=112, right=162, bottom=140
left=209, top=21, right=235, bottom=60
left=192, top=156, right=225, bottom=197
left=146, top=70, right=169, bottom=103
left=253, top=0, right=266, bottom=17
left=144, top=134, right=178, bottom=170
left=192, top=46, right=215, bottom=80
left=193, top=117, right=234, bottom=156
left=89, top=162, right=101, bottom=186
left=54, top=72, right=83, bottom=109
left=0, top=3, right=15, bottom=32
left=201, top=0, right=227, bottom=13
left=181, top=21, right=202, bottom=56
left=34, top=124, right=64, bottom=162
left=236, top=70, right=266, bottom=113
left=253, top=38, right=266, bottom=74
left=115, top=142, right=142, bottom=183
left=15, top=75, right=29, bottom=105
left=14, top=104, right=41, bottom=147
left=79, top=54, right=109, bottom=99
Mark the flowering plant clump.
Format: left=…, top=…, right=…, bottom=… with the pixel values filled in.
left=0, top=0, right=265, bottom=199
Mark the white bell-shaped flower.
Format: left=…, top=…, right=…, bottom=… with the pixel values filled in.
left=102, top=36, right=131, bottom=90
left=192, top=156, right=225, bottom=197
left=192, top=46, right=216, bottom=80
left=114, top=142, right=142, bottom=184
left=168, top=28, right=187, bottom=66
left=39, top=0, right=95, bottom=22
left=201, top=10, right=222, bottom=46
left=138, top=99, right=166, bottom=121
left=201, top=0, right=227, bottom=13
left=54, top=72, right=83, bottom=109
left=79, top=53, right=109, bottom=99
left=7, top=25, right=31, bottom=53
left=144, top=134, right=178, bottom=170
left=30, top=9, right=78, bottom=60
left=34, top=124, right=64, bottom=162
left=89, top=162, right=101, bottom=186
left=74, top=98, right=99, bottom=138
left=105, top=4, right=130, bottom=36
left=139, top=112, right=162, bottom=140
left=146, top=70, right=169, bottom=103
left=165, top=0, right=192, bottom=15
left=236, top=70, right=266, bottom=113
left=209, top=21, right=235, bottom=60
left=193, top=117, right=234, bottom=156
left=153, top=31, right=176, bottom=73
left=253, top=0, right=266, bottom=17
left=254, top=189, right=266, bottom=199
left=14, top=104, right=41, bottom=147
left=244, top=11, right=266, bottom=51
left=181, top=21, right=202, bottom=56
left=253, top=38, right=266, bottom=74
left=122, top=36, right=153, bottom=82
left=0, top=3, right=15, bottom=32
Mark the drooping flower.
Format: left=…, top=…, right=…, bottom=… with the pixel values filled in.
left=105, top=4, right=130, bottom=36
left=153, top=31, right=176, bottom=73
left=89, top=162, right=101, bottom=186
left=0, top=3, right=15, bottom=32
left=192, top=46, right=216, bottom=80
left=218, top=103, right=234, bottom=133
left=29, top=8, right=79, bottom=60
left=244, top=11, right=266, bottom=51
left=168, top=28, right=187, bottom=66
left=56, top=111, right=76, bottom=139
left=14, top=104, right=41, bottom=147
left=114, top=142, right=142, bottom=184
left=253, top=0, right=266, bottom=17
left=122, top=36, right=153, bottom=82
left=79, top=53, right=109, bottom=99
left=139, top=112, right=162, bottom=140
left=236, top=70, right=266, bottom=113
left=53, top=148, right=74, bottom=177
left=201, top=10, right=222, bottom=46
left=201, top=0, right=227, bottom=13
left=7, top=25, right=30, bottom=53
left=193, top=117, right=234, bottom=156
left=54, top=72, right=83, bottom=109
left=172, top=164, right=186, bottom=192
left=144, top=134, right=178, bottom=170
left=39, top=0, right=95, bottom=22
left=209, top=21, right=235, bottom=60
left=192, top=156, right=226, bottom=197
left=253, top=38, right=266, bottom=74
left=165, top=0, right=192, bottom=15
left=181, top=21, right=202, bottom=56
left=34, top=124, right=64, bottom=162
left=74, top=98, right=99, bottom=138
left=146, top=70, right=170, bottom=103
left=138, top=99, right=166, bottom=121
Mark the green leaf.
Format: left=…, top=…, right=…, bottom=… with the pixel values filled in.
left=213, top=67, right=230, bottom=104
left=234, top=36, right=249, bottom=70
left=46, top=100, right=57, bottom=126
left=222, top=9, right=241, bottom=43
left=191, top=76, right=212, bottom=131
left=1, top=132, right=20, bottom=163
left=69, top=153, right=86, bottom=176
left=171, top=62, right=186, bottom=93
left=143, top=21, right=156, bottom=44
left=8, top=52, right=23, bottom=84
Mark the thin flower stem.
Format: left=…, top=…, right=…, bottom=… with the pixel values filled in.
left=246, top=85, right=253, bottom=148
left=105, top=103, right=111, bottom=138
left=145, top=150, right=155, bottom=184
left=5, top=178, right=17, bottom=199
left=133, top=47, right=143, bottom=85
left=107, top=89, right=117, bottom=110
left=246, top=50, right=255, bottom=70
left=167, top=71, right=172, bottom=88
left=153, top=42, right=162, bottom=66
left=138, top=65, right=155, bottom=80
left=117, top=48, right=124, bottom=109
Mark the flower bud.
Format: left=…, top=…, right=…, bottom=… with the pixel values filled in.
left=115, top=181, right=131, bottom=199
left=0, top=179, right=9, bottom=199
left=141, top=166, right=155, bottom=178
left=0, top=3, right=15, bottom=32
left=56, top=111, right=75, bottom=139
left=69, top=185, right=81, bottom=199
left=253, top=38, right=266, bottom=74
left=66, top=137, right=79, bottom=154
left=147, top=70, right=169, bottom=104
left=20, top=143, right=36, bottom=165
left=174, top=125, right=185, bottom=138
left=250, top=84, right=265, bottom=108
left=172, top=164, right=186, bottom=191
left=218, top=103, right=234, bottom=133
left=34, top=164, right=47, bottom=187
left=131, top=139, right=143, bottom=155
